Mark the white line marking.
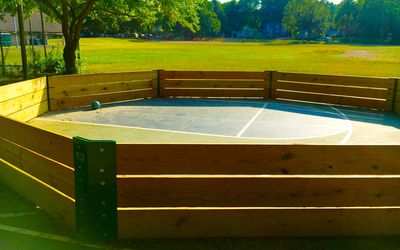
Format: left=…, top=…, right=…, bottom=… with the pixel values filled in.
left=330, top=106, right=353, bottom=145
left=0, top=224, right=105, bottom=249
left=34, top=118, right=350, bottom=142
left=0, top=212, right=38, bottom=218
left=236, top=103, right=268, bottom=137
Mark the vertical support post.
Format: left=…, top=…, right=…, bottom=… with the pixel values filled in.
left=73, top=137, right=117, bottom=241
left=269, top=71, right=276, bottom=99
left=157, top=69, right=164, bottom=98
left=263, top=71, right=269, bottom=99
left=392, top=78, right=399, bottom=113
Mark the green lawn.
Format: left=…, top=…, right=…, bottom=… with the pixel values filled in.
left=2, top=38, right=400, bottom=78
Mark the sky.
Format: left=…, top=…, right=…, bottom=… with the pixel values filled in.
left=219, top=0, right=342, bottom=3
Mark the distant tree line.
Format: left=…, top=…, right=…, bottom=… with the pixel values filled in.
left=83, top=0, right=400, bottom=44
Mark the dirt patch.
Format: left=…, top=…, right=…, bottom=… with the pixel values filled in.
left=341, top=50, right=377, bottom=59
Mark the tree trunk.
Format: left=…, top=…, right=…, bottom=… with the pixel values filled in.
left=63, top=39, right=78, bottom=74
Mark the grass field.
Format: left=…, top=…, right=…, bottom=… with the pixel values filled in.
left=2, top=38, right=400, bottom=77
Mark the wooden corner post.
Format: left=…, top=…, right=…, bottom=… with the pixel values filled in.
left=157, top=69, right=165, bottom=98
left=392, top=78, right=399, bottom=113
left=73, top=137, right=117, bottom=241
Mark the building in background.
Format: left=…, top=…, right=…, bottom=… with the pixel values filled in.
left=0, top=12, right=62, bottom=46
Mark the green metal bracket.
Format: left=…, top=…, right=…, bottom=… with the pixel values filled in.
left=392, top=79, right=399, bottom=112
left=73, top=137, right=117, bottom=241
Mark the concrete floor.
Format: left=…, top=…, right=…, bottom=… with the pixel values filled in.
left=30, top=98, right=400, bottom=145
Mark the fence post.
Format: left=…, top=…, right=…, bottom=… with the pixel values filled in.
left=73, top=137, right=117, bottom=241
left=157, top=69, right=164, bottom=98
left=269, top=71, right=276, bottom=99
left=392, top=79, right=399, bottom=113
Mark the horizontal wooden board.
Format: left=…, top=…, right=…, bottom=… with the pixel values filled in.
left=0, top=116, right=73, bottom=167
left=48, top=71, right=157, bottom=88
left=275, top=81, right=392, bottom=100
left=117, top=177, right=400, bottom=207
left=0, top=89, right=47, bottom=117
left=0, top=158, right=75, bottom=229
left=161, top=79, right=266, bottom=89
left=116, top=144, right=400, bottom=175
left=0, top=138, right=74, bottom=198
left=7, top=100, right=48, bottom=122
left=275, top=90, right=391, bottom=111
left=0, top=77, right=47, bottom=103
left=161, top=88, right=264, bottom=98
left=50, top=89, right=156, bottom=110
left=118, top=207, right=400, bottom=238
left=276, top=72, right=392, bottom=89
left=161, top=71, right=267, bottom=80
left=50, top=79, right=156, bottom=99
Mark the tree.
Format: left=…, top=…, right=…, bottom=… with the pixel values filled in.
left=282, top=0, right=331, bottom=39
left=197, top=0, right=221, bottom=37
left=335, top=0, right=360, bottom=39
left=0, top=0, right=201, bottom=74
left=260, top=0, right=289, bottom=26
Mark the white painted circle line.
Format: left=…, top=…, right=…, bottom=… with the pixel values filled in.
left=330, top=106, right=353, bottom=145
left=236, top=103, right=269, bottom=137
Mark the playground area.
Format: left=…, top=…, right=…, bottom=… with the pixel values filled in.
left=0, top=70, right=399, bottom=245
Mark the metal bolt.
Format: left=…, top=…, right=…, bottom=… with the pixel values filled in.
left=101, top=181, right=106, bottom=186
left=99, top=168, right=105, bottom=173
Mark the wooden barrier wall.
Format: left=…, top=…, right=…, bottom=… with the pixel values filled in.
left=0, top=77, right=48, bottom=122
left=116, top=144, right=400, bottom=238
left=272, top=72, right=395, bottom=111
left=159, top=70, right=269, bottom=98
left=0, top=115, right=75, bottom=228
left=48, top=71, right=158, bottom=110
left=159, top=70, right=397, bottom=112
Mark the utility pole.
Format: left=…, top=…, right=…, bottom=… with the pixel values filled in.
left=17, top=3, right=28, bottom=80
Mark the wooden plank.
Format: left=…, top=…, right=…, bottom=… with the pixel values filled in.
left=48, top=71, right=157, bottom=88
left=0, top=116, right=73, bottom=167
left=0, top=137, right=74, bottom=198
left=0, top=77, right=47, bottom=103
left=161, top=88, right=264, bottom=98
left=0, top=89, right=47, bottom=117
left=7, top=100, right=48, bottom=122
left=161, top=71, right=266, bottom=80
left=118, top=208, right=400, bottom=238
left=116, top=144, right=400, bottom=175
left=161, top=79, right=265, bottom=89
left=50, top=79, right=156, bottom=99
left=275, top=90, right=391, bottom=111
left=0, top=158, right=75, bottom=229
left=276, top=72, right=392, bottom=89
left=117, top=177, right=400, bottom=207
left=50, top=89, right=156, bottom=110
left=276, top=81, right=392, bottom=100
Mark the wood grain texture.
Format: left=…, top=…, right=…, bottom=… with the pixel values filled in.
left=0, top=77, right=47, bottom=103
left=276, top=72, right=392, bottom=89
left=50, top=79, right=156, bottom=99
left=50, top=89, right=156, bottom=110
left=161, top=88, right=264, bottom=98
left=116, top=144, right=400, bottom=175
left=117, top=177, right=400, bottom=207
left=7, top=100, right=48, bottom=122
left=160, top=71, right=266, bottom=80
left=0, top=89, right=47, bottom=117
left=48, top=71, right=157, bottom=88
left=0, top=116, right=73, bottom=167
left=161, top=79, right=265, bottom=89
left=118, top=208, right=400, bottom=238
left=0, top=137, right=74, bottom=198
left=276, top=81, right=391, bottom=100
left=0, top=158, right=75, bottom=229
left=275, top=90, right=391, bottom=110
